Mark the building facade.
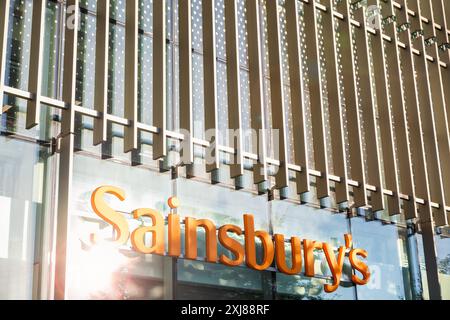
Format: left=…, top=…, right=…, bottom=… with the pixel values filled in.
left=0, top=0, right=449, bottom=300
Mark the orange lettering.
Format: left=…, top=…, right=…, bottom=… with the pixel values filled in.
left=218, top=224, right=245, bottom=267
left=274, top=234, right=302, bottom=275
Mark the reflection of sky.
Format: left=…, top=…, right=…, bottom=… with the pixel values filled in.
left=68, top=154, right=172, bottom=299
left=351, top=217, right=406, bottom=300
left=271, top=201, right=349, bottom=246
left=178, top=178, right=269, bottom=230
left=436, top=236, right=450, bottom=266
left=71, top=154, right=171, bottom=219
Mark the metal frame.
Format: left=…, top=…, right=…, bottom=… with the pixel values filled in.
left=1, top=0, right=449, bottom=213
left=0, top=1, right=450, bottom=215
left=54, top=0, right=80, bottom=300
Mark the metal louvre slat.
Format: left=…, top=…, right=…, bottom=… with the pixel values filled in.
left=381, top=0, right=417, bottom=218
left=124, top=0, right=139, bottom=153
left=179, top=0, right=194, bottom=165
left=266, top=0, right=289, bottom=190
left=336, top=0, right=367, bottom=207
left=0, top=0, right=448, bottom=221
left=302, top=0, right=329, bottom=198
left=407, top=0, right=447, bottom=227
left=153, top=0, right=167, bottom=160
left=61, top=0, right=79, bottom=135
left=0, top=0, right=9, bottom=115
left=26, top=0, right=46, bottom=129
left=319, top=0, right=348, bottom=204
left=246, top=0, right=268, bottom=185
left=93, top=0, right=110, bottom=146
left=202, top=0, right=220, bottom=173
left=285, top=0, right=310, bottom=195
left=225, top=0, right=244, bottom=178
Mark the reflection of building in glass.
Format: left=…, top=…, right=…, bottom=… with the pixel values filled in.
left=0, top=0, right=449, bottom=300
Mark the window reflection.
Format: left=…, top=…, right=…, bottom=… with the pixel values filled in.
left=68, top=154, right=172, bottom=300
left=436, top=232, right=450, bottom=299
left=350, top=212, right=410, bottom=300
left=271, top=200, right=355, bottom=300
left=0, top=137, right=53, bottom=299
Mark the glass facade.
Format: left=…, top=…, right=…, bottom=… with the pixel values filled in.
left=0, top=0, right=450, bottom=300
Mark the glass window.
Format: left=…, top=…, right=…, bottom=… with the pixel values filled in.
left=436, top=231, right=450, bottom=299
left=67, top=153, right=173, bottom=299
left=419, top=229, right=450, bottom=300
left=271, top=200, right=355, bottom=300
left=0, top=136, right=54, bottom=299
left=350, top=213, right=411, bottom=300
left=175, top=177, right=270, bottom=299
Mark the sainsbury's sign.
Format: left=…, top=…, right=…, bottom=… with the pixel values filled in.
left=89, top=185, right=371, bottom=293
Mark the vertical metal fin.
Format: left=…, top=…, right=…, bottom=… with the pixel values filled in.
left=26, top=0, right=46, bottom=129
left=285, top=0, right=310, bottom=195
left=124, top=0, right=139, bottom=153
left=303, top=0, right=329, bottom=198
left=153, top=0, right=167, bottom=160
left=94, top=0, right=110, bottom=145
left=266, top=0, right=288, bottom=189
left=179, top=0, right=194, bottom=165
left=225, top=0, right=244, bottom=178
left=61, top=0, right=79, bottom=134
left=0, top=0, right=9, bottom=115
left=320, top=0, right=349, bottom=204
left=246, top=0, right=268, bottom=185
left=203, top=0, right=220, bottom=172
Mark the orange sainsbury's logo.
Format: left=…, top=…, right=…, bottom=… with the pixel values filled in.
left=90, top=185, right=371, bottom=293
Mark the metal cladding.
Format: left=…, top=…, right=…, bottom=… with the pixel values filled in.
left=2, top=1, right=450, bottom=224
